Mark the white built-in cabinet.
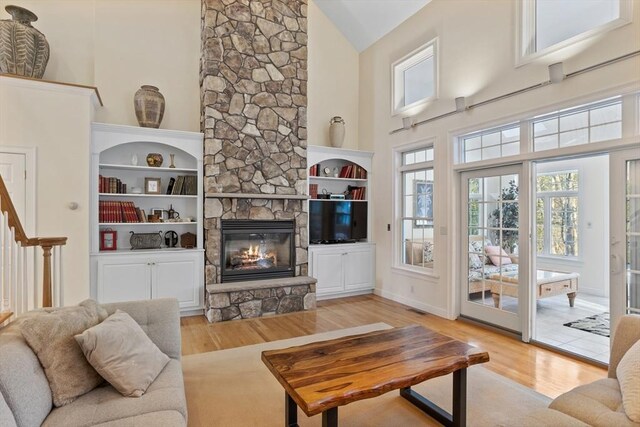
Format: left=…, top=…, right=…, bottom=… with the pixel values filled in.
left=309, top=243, right=375, bottom=298
left=90, top=123, right=204, bottom=314
left=307, top=146, right=375, bottom=299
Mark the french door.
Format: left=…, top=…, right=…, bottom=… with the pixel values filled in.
left=610, top=148, right=640, bottom=336
left=460, top=165, right=530, bottom=333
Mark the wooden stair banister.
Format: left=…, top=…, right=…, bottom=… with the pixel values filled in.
left=0, top=175, right=67, bottom=309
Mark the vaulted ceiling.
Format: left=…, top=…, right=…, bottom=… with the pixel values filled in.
left=314, top=0, right=432, bottom=52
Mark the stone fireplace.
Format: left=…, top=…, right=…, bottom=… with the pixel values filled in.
left=200, top=0, right=313, bottom=322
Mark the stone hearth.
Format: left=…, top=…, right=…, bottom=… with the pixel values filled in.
left=206, top=276, right=316, bottom=322
left=200, top=0, right=309, bottom=322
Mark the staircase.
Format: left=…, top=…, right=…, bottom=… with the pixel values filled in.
left=0, top=175, right=66, bottom=324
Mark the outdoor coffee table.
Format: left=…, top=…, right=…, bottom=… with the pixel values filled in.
left=261, top=325, right=490, bottom=427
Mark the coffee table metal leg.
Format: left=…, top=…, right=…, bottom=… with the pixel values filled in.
left=400, top=368, right=468, bottom=427
left=453, top=369, right=467, bottom=427
left=322, top=407, right=338, bottom=427
left=285, top=392, right=298, bottom=427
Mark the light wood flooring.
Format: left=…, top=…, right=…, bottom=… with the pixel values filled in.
left=180, top=294, right=606, bottom=399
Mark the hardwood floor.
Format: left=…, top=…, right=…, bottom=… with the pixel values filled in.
left=180, top=294, right=607, bottom=399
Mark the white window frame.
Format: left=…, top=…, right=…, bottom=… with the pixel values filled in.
left=392, top=139, right=438, bottom=278
left=391, top=39, right=438, bottom=116
left=536, top=169, right=581, bottom=260
left=516, top=0, right=633, bottom=66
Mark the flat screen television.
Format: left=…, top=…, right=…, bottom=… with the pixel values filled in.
left=309, top=201, right=367, bottom=243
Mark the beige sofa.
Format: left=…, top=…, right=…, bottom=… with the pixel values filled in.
left=515, top=315, right=640, bottom=426
left=0, top=299, right=187, bottom=427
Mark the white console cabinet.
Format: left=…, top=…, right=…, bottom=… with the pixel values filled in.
left=309, top=243, right=375, bottom=299
left=96, top=251, right=203, bottom=310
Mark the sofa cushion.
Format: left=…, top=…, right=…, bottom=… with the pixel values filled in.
left=75, top=310, right=170, bottom=397
left=20, top=299, right=108, bottom=407
left=506, top=408, right=589, bottom=426
left=617, top=339, right=640, bottom=422
left=549, top=378, right=638, bottom=426
left=0, top=318, right=53, bottom=427
left=42, top=359, right=187, bottom=427
left=485, top=245, right=512, bottom=266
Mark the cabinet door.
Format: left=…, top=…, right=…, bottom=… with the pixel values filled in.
left=152, top=255, right=202, bottom=310
left=311, top=251, right=345, bottom=295
left=97, top=257, right=151, bottom=303
left=344, top=248, right=374, bottom=291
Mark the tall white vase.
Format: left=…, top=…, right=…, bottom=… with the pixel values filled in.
left=329, top=116, right=345, bottom=148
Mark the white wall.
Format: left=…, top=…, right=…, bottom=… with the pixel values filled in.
left=536, top=156, right=610, bottom=297
left=358, top=0, right=640, bottom=317
left=0, top=77, right=98, bottom=305
left=0, top=0, right=201, bottom=132
left=308, top=0, right=360, bottom=149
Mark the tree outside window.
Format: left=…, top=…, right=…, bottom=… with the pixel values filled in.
left=536, top=171, right=579, bottom=257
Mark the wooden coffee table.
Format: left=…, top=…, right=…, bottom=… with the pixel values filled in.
left=261, top=325, right=489, bottom=427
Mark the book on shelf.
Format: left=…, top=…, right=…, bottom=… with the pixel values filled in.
left=347, top=185, right=366, bottom=200
left=338, top=164, right=367, bottom=179
left=309, top=164, right=320, bottom=177
left=309, top=183, right=318, bottom=199
left=99, top=175, right=127, bottom=194
left=170, top=175, right=197, bottom=195
left=99, top=201, right=144, bottom=223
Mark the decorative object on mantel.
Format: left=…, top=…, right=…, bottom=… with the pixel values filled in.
left=129, top=231, right=162, bottom=250
left=146, top=152, right=163, bottom=167
left=329, top=116, right=345, bottom=148
left=180, top=232, right=196, bottom=249
left=133, top=85, right=165, bottom=128
left=169, top=154, right=176, bottom=168
left=0, top=5, right=50, bottom=78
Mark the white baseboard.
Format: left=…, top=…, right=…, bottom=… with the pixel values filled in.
left=181, top=308, right=204, bottom=317
left=373, top=288, right=449, bottom=319
left=317, top=289, right=373, bottom=301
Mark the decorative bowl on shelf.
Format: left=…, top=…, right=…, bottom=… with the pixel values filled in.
left=146, top=153, right=164, bottom=167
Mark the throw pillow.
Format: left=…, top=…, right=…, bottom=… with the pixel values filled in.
left=485, top=245, right=513, bottom=266
left=75, top=310, right=170, bottom=398
left=468, top=243, right=483, bottom=269
left=617, top=339, right=640, bottom=422
left=423, top=240, right=434, bottom=263
left=20, top=299, right=108, bottom=407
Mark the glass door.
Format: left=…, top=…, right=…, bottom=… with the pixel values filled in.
left=610, top=149, right=640, bottom=336
left=460, top=165, right=529, bottom=332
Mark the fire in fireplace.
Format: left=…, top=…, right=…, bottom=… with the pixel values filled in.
left=220, top=220, right=295, bottom=282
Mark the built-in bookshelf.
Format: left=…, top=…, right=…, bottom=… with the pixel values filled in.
left=308, top=155, right=370, bottom=201
left=90, top=123, right=204, bottom=313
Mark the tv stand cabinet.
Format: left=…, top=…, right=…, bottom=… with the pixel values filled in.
left=309, top=242, right=375, bottom=299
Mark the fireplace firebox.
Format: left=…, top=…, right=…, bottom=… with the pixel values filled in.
left=220, top=220, right=296, bottom=282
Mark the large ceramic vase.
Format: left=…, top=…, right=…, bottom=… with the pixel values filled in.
left=329, top=116, right=345, bottom=148
left=0, top=5, right=50, bottom=78
left=134, top=85, right=165, bottom=128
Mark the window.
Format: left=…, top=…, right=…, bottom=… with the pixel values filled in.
left=536, top=170, right=579, bottom=257
left=397, top=146, right=435, bottom=270
left=533, top=98, right=622, bottom=152
left=520, top=0, right=631, bottom=61
left=392, top=40, right=437, bottom=115
left=462, top=123, right=520, bottom=163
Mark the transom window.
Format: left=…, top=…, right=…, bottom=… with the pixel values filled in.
left=396, top=146, right=435, bottom=270
left=520, top=0, right=631, bottom=61
left=462, top=124, right=520, bottom=163
left=536, top=170, right=579, bottom=257
left=392, top=40, right=437, bottom=115
left=533, top=98, right=622, bottom=152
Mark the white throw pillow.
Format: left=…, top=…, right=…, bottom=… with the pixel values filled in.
left=75, top=310, right=170, bottom=397
left=616, top=339, right=640, bottom=422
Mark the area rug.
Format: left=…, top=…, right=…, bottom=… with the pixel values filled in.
left=564, top=312, right=610, bottom=337
left=182, top=323, right=552, bottom=426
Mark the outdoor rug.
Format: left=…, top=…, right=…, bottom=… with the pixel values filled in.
left=564, top=312, right=610, bottom=337
left=182, top=323, right=553, bottom=426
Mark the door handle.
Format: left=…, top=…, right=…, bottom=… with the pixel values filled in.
left=611, top=254, right=623, bottom=274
